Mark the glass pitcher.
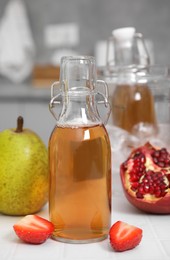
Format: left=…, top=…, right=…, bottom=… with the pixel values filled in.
left=49, top=56, right=111, bottom=243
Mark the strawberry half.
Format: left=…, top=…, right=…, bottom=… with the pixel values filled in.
left=109, top=221, right=143, bottom=252
left=13, top=215, right=54, bottom=244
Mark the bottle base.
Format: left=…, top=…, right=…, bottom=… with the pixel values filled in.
left=51, top=234, right=108, bottom=244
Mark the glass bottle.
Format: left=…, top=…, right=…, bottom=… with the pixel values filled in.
left=102, top=27, right=157, bottom=136
left=49, top=56, right=111, bottom=243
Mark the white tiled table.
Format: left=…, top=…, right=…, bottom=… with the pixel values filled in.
left=0, top=171, right=170, bottom=260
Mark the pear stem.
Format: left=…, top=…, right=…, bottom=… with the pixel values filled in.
left=15, top=116, right=24, bottom=133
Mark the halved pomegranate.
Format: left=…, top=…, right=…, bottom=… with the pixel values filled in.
left=120, top=142, right=170, bottom=214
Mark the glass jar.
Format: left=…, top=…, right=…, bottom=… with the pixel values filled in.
left=49, top=56, right=111, bottom=243
left=98, top=27, right=155, bottom=133
left=106, top=66, right=170, bottom=173
left=133, top=65, right=170, bottom=148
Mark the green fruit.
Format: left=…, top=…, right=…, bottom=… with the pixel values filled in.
left=0, top=116, right=49, bottom=216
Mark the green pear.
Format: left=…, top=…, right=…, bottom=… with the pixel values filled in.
left=0, top=116, right=49, bottom=216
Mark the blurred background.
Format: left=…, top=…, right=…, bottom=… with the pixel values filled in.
left=28, top=0, right=170, bottom=64
left=0, top=0, right=170, bottom=145
left=1, top=0, right=170, bottom=64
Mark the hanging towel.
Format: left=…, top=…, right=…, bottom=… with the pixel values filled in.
left=0, top=0, right=35, bottom=83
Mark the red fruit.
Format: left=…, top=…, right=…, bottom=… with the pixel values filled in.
left=13, top=215, right=54, bottom=244
left=120, top=142, right=170, bottom=214
left=109, top=221, right=143, bottom=252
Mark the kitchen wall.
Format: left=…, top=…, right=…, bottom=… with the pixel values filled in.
left=1, top=0, right=170, bottom=65
left=0, top=0, right=170, bottom=144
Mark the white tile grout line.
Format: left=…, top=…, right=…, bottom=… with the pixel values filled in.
left=145, top=215, right=169, bottom=260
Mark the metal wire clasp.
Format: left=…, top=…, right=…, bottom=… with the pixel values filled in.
left=49, top=81, right=62, bottom=121
left=96, top=80, right=111, bottom=125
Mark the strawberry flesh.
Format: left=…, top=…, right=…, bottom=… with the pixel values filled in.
left=109, top=221, right=143, bottom=252
left=13, top=215, right=54, bottom=244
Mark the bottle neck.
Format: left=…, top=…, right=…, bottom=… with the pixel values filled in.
left=114, top=41, right=136, bottom=66
left=113, top=37, right=149, bottom=68
left=57, top=90, right=101, bottom=127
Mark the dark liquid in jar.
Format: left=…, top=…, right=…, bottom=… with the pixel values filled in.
left=111, top=84, right=157, bottom=133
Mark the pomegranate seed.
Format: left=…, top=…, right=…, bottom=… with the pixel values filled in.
left=138, top=167, right=144, bottom=172
left=157, top=172, right=163, bottom=177
left=131, top=183, right=139, bottom=191
left=140, top=165, right=146, bottom=170
left=135, top=166, right=141, bottom=173
left=143, top=184, right=150, bottom=193
left=146, top=170, right=153, bottom=176
left=154, top=186, right=161, bottom=192
left=165, top=161, right=170, bottom=166
left=154, top=151, right=160, bottom=157
left=155, top=190, right=161, bottom=198
left=158, top=162, right=165, bottom=167
left=161, top=148, right=167, bottom=152
left=166, top=174, right=170, bottom=182
left=138, top=172, right=143, bottom=178
left=160, top=184, right=167, bottom=191
left=133, top=151, right=141, bottom=157
left=161, top=191, right=167, bottom=197
left=131, top=182, right=139, bottom=189
left=160, top=154, right=167, bottom=160
left=159, top=158, right=165, bottom=163
left=156, top=180, right=161, bottom=186
left=136, top=192, right=144, bottom=199
left=143, top=178, right=149, bottom=183
left=138, top=186, right=144, bottom=194
left=153, top=157, right=158, bottom=164
left=140, top=156, right=146, bottom=164
left=122, top=161, right=128, bottom=170
left=149, top=186, right=154, bottom=194
left=130, top=174, right=139, bottom=182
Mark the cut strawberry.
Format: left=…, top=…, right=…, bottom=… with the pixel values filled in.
left=13, top=215, right=54, bottom=244
left=109, top=221, right=143, bottom=252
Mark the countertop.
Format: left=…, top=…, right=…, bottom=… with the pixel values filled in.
left=0, top=78, right=51, bottom=102
left=0, top=171, right=170, bottom=260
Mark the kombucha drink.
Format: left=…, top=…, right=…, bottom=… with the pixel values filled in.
left=49, top=124, right=111, bottom=243
left=111, top=83, right=157, bottom=133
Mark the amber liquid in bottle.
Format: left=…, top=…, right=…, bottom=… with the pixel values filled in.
left=111, top=83, right=157, bottom=133
left=49, top=124, right=111, bottom=243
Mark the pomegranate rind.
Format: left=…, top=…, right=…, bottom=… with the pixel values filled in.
left=120, top=164, right=170, bottom=214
